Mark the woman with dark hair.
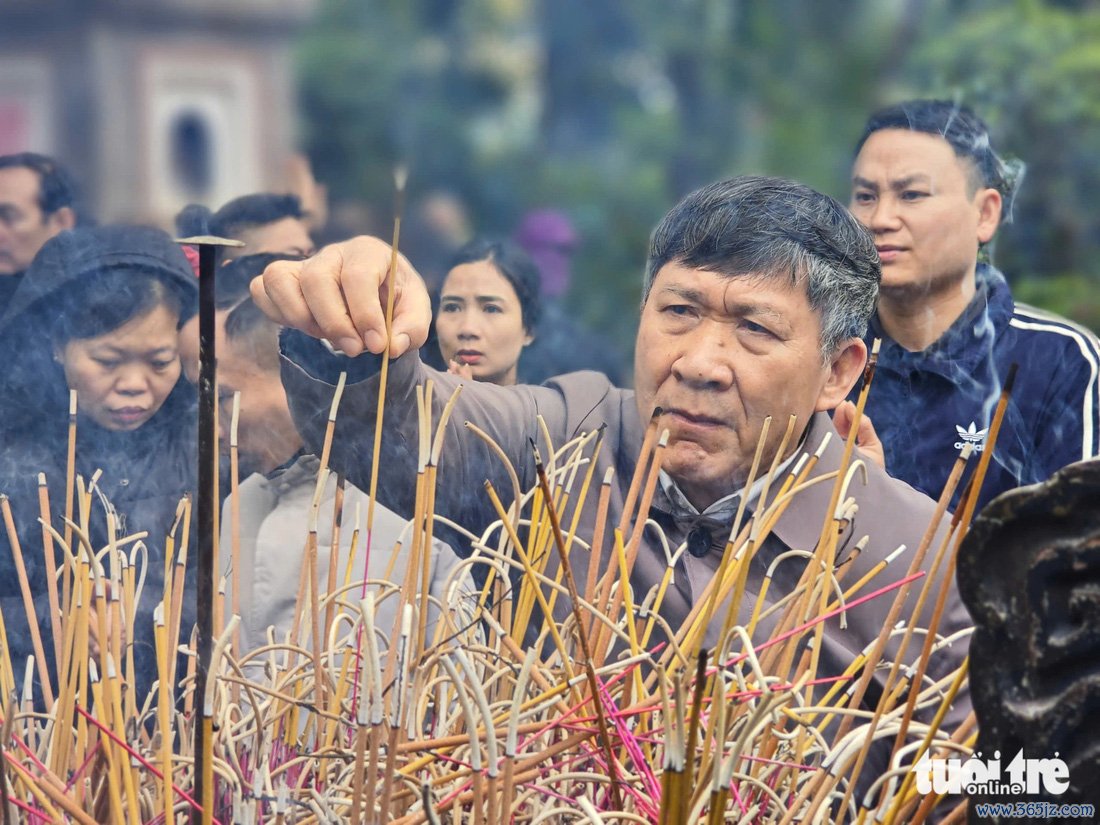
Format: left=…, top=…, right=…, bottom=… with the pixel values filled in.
left=435, top=238, right=541, bottom=386
left=0, top=225, right=198, bottom=697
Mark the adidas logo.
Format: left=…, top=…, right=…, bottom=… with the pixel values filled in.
left=954, top=421, right=988, bottom=452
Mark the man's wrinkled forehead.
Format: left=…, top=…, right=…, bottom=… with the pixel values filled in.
left=644, top=260, right=807, bottom=306
left=656, top=280, right=794, bottom=327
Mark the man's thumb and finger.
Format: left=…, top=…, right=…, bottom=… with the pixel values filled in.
left=251, top=236, right=430, bottom=358
left=834, top=400, right=886, bottom=470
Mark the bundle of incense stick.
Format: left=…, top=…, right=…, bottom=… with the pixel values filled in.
left=0, top=363, right=1009, bottom=823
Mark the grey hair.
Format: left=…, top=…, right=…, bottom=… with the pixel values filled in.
left=644, top=176, right=880, bottom=358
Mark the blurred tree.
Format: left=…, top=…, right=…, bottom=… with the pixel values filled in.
left=298, top=0, right=1100, bottom=351
left=902, top=0, right=1100, bottom=326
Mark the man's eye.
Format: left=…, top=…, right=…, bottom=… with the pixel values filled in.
left=94, top=359, right=120, bottom=369
left=852, top=191, right=875, bottom=204
left=152, top=360, right=174, bottom=371
left=663, top=304, right=695, bottom=317
left=440, top=302, right=460, bottom=313
left=901, top=190, right=928, bottom=201
left=742, top=320, right=775, bottom=337
left=484, top=304, right=503, bottom=314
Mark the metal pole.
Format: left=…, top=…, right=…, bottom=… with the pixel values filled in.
left=175, top=235, right=241, bottom=824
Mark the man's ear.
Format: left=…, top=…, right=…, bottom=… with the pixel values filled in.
left=814, top=337, right=868, bottom=412
left=975, top=188, right=1002, bottom=245
left=47, top=206, right=76, bottom=232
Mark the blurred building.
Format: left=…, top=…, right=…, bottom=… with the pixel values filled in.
left=0, top=0, right=316, bottom=225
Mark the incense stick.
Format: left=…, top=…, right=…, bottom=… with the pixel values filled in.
left=0, top=401, right=979, bottom=823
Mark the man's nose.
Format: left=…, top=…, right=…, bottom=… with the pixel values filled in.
left=671, top=325, right=735, bottom=389
left=867, top=197, right=901, bottom=232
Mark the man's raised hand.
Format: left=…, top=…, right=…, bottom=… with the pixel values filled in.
left=250, top=236, right=431, bottom=358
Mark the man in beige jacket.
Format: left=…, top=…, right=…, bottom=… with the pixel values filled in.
left=254, top=177, right=971, bottom=719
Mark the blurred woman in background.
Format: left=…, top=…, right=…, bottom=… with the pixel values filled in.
left=435, top=238, right=541, bottom=386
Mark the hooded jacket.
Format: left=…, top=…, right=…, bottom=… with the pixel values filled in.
left=0, top=225, right=198, bottom=699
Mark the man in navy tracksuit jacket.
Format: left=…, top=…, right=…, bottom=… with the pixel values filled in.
left=840, top=100, right=1100, bottom=513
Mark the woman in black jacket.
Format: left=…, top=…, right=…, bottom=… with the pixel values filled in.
left=0, top=225, right=198, bottom=701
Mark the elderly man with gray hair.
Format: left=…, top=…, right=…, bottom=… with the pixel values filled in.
left=255, top=175, right=970, bottom=727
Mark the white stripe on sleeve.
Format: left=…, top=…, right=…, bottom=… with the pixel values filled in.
left=1010, top=308, right=1100, bottom=458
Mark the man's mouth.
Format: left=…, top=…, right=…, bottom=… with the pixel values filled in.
left=875, top=245, right=906, bottom=263
left=663, top=408, right=727, bottom=431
